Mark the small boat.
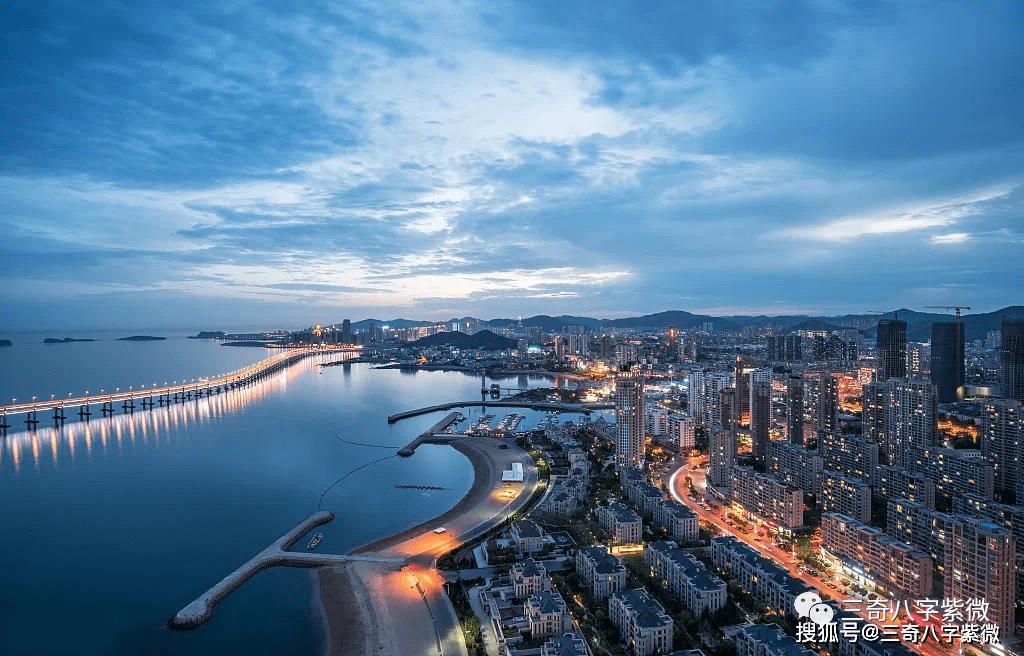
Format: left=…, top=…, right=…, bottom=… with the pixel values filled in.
left=307, top=532, right=323, bottom=551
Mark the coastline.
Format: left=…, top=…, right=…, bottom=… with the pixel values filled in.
left=318, top=435, right=537, bottom=655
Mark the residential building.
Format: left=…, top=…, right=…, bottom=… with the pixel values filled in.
left=596, top=503, right=643, bottom=545
left=876, top=319, right=907, bottom=382
left=786, top=374, right=805, bottom=446
left=873, top=465, right=936, bottom=509
left=576, top=546, right=627, bottom=599
left=608, top=588, right=674, bottom=656
left=766, top=440, right=822, bottom=495
left=883, top=378, right=938, bottom=469
left=616, top=375, right=646, bottom=470
left=511, top=559, right=550, bottom=597
left=907, top=445, right=994, bottom=500
left=669, top=413, right=696, bottom=452
left=653, top=499, right=699, bottom=544
left=1000, top=316, right=1024, bottom=402
left=819, top=431, right=878, bottom=485
left=628, top=481, right=666, bottom=517
left=708, top=425, right=736, bottom=489
left=945, top=517, right=1016, bottom=636
left=511, top=520, right=546, bottom=554
left=804, top=373, right=839, bottom=440
left=710, top=536, right=813, bottom=617
left=750, top=380, right=772, bottom=464
left=820, top=512, right=933, bottom=598
left=861, top=381, right=888, bottom=444
left=952, top=493, right=1024, bottom=554
left=645, top=541, right=727, bottom=615
left=648, top=407, right=669, bottom=437
left=524, top=589, right=573, bottom=638
left=689, top=370, right=731, bottom=428
left=619, top=467, right=647, bottom=493
left=734, top=623, right=817, bottom=656
left=886, top=498, right=956, bottom=566
left=542, top=634, right=589, bottom=656
left=730, top=465, right=804, bottom=530
left=982, top=398, right=1022, bottom=496
left=820, top=470, right=871, bottom=524
left=931, top=321, right=966, bottom=403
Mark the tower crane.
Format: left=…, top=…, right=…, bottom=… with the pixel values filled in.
left=924, top=306, right=971, bottom=324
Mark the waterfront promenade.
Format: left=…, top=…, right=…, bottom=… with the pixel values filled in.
left=321, top=436, right=540, bottom=656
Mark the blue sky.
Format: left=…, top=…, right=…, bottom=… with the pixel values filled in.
left=2, top=0, right=1022, bottom=331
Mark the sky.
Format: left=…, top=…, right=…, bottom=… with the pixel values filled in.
left=2, top=0, right=1022, bottom=331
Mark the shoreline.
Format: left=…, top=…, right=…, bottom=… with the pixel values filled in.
left=318, top=435, right=536, bottom=655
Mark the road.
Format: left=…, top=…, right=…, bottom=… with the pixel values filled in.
left=665, top=457, right=958, bottom=656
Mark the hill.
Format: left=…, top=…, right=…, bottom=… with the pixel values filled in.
left=410, top=330, right=517, bottom=350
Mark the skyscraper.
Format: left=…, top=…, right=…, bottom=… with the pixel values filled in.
left=862, top=381, right=888, bottom=444
left=750, top=380, right=772, bottom=464
left=708, top=426, right=735, bottom=489
left=805, top=374, right=838, bottom=440
left=884, top=378, right=938, bottom=469
left=1000, top=317, right=1024, bottom=402
left=720, top=387, right=738, bottom=433
left=876, top=319, right=907, bottom=382
left=615, top=375, right=646, bottom=470
left=945, top=518, right=1016, bottom=636
left=982, top=399, right=1022, bottom=497
left=786, top=374, right=805, bottom=446
left=931, top=321, right=966, bottom=403
left=342, top=319, right=352, bottom=345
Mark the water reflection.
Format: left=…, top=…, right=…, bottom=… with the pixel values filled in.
left=0, top=353, right=339, bottom=479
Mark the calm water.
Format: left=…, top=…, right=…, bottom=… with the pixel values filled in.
left=0, top=336, right=577, bottom=655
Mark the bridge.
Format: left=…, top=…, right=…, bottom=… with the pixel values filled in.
left=0, top=346, right=342, bottom=433
left=387, top=400, right=613, bottom=424
left=167, top=511, right=405, bottom=630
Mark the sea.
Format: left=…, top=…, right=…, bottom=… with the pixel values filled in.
left=0, top=331, right=583, bottom=655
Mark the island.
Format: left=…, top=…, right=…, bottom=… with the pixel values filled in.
left=0, top=339, right=11, bottom=347
left=188, top=331, right=226, bottom=339
left=43, top=337, right=97, bottom=344
left=117, top=335, right=167, bottom=341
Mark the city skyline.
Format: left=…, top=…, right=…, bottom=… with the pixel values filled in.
left=2, top=1, right=1022, bottom=331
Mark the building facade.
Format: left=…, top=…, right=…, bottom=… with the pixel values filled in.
left=608, top=589, right=674, bottom=656
left=615, top=375, right=646, bottom=470
left=820, top=470, right=872, bottom=524
left=730, top=465, right=804, bottom=530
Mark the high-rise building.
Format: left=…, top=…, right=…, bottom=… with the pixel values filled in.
left=766, top=440, right=822, bottom=495
left=600, top=335, right=613, bottom=359
left=688, top=370, right=731, bottom=428
left=615, top=375, right=646, bottom=471
left=708, top=426, right=736, bottom=489
left=786, top=375, right=804, bottom=446
left=720, top=387, right=738, bottom=433
left=883, top=378, right=938, bottom=469
left=750, top=380, right=772, bottom=463
left=983, top=399, right=1023, bottom=497
left=1000, top=317, right=1024, bottom=401
left=342, top=319, right=352, bottom=344
left=819, top=431, right=878, bottom=485
left=805, top=374, right=838, bottom=441
left=931, top=321, right=966, bottom=403
left=876, top=319, right=907, bottom=382
left=945, top=518, right=1016, bottom=636
left=862, top=381, right=888, bottom=445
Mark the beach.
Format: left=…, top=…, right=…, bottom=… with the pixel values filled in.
left=318, top=436, right=539, bottom=656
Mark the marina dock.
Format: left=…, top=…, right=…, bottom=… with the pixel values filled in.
left=167, top=511, right=405, bottom=630
left=387, top=400, right=613, bottom=424
left=396, top=412, right=463, bottom=457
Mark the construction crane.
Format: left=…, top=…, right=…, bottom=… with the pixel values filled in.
left=868, top=310, right=906, bottom=321
left=924, top=306, right=971, bottom=323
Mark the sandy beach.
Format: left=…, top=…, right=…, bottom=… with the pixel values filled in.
left=317, top=435, right=538, bottom=656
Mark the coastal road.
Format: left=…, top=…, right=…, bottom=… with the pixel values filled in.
left=666, top=460, right=954, bottom=656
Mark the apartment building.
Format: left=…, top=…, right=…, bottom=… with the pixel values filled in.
left=511, top=520, right=546, bottom=554
left=710, top=536, right=813, bottom=617
left=873, top=465, right=936, bottom=509
left=952, top=493, right=1024, bottom=552
left=608, top=588, right=674, bottom=656
left=576, top=546, right=627, bottom=599
left=645, top=541, right=727, bottom=615
left=766, top=439, right=822, bottom=495
left=524, top=589, right=574, bottom=639
left=596, top=503, right=643, bottom=544
left=653, top=499, right=699, bottom=544
left=820, top=470, right=872, bottom=524
left=907, top=446, right=994, bottom=500
left=628, top=481, right=667, bottom=517
left=945, top=518, right=1016, bottom=636
left=734, top=623, right=816, bottom=656
left=731, top=465, right=804, bottom=530
left=819, top=430, right=878, bottom=485
left=510, top=559, right=550, bottom=597
left=821, top=512, right=933, bottom=598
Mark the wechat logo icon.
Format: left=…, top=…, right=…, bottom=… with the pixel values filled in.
left=794, top=592, right=834, bottom=626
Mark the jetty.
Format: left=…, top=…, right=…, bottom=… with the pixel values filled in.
left=387, top=400, right=613, bottom=424
left=396, top=412, right=463, bottom=457
left=167, top=511, right=405, bottom=630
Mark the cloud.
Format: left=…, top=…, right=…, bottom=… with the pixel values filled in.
left=930, top=233, right=970, bottom=245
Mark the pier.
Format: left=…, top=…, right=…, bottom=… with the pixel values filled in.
left=168, top=511, right=405, bottom=630
left=397, top=412, right=463, bottom=456
left=387, top=400, right=613, bottom=424
left=0, top=346, right=340, bottom=434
